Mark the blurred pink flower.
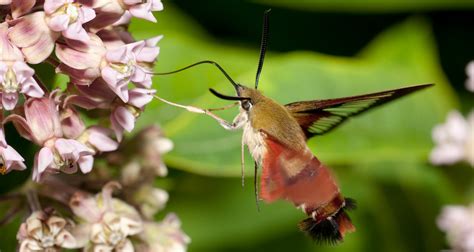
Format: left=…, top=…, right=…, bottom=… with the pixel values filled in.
left=44, top=0, right=95, bottom=42
left=139, top=214, right=190, bottom=252
left=5, top=97, right=94, bottom=181
left=466, top=61, right=474, bottom=92
left=89, top=0, right=162, bottom=31
left=437, top=203, right=474, bottom=251
left=5, top=0, right=36, bottom=19
left=0, top=22, right=43, bottom=110
left=69, top=182, right=143, bottom=251
left=8, top=11, right=60, bottom=64
left=17, top=210, right=78, bottom=251
left=0, top=143, right=26, bottom=175
left=430, top=110, right=474, bottom=167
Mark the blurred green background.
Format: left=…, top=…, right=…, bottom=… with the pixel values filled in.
left=2, top=0, right=474, bottom=251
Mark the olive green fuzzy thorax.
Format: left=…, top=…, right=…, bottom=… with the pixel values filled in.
left=239, top=86, right=306, bottom=151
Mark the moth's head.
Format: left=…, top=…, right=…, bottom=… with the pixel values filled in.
left=209, top=83, right=264, bottom=112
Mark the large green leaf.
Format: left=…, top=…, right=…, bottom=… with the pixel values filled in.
left=253, top=0, right=474, bottom=13
left=135, top=14, right=457, bottom=176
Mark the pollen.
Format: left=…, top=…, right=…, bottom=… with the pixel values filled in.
left=0, top=160, right=6, bottom=175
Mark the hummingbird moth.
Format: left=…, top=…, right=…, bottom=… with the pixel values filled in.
left=153, top=10, right=433, bottom=244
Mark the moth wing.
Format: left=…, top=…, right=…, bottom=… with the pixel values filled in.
left=285, top=84, right=433, bottom=138
left=260, top=132, right=339, bottom=207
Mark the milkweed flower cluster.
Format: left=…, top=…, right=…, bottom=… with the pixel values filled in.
left=0, top=1, right=189, bottom=251
left=437, top=204, right=474, bottom=252
left=434, top=61, right=474, bottom=252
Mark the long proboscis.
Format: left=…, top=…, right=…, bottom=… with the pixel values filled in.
left=149, top=60, right=240, bottom=91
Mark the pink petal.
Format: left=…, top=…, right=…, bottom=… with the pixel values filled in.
left=24, top=98, right=62, bottom=144
left=113, top=106, right=135, bottom=133
left=137, top=46, right=159, bottom=62
left=0, top=23, right=23, bottom=61
left=12, top=61, right=34, bottom=81
left=102, top=67, right=129, bottom=102
left=129, top=4, right=157, bottom=22
left=48, top=14, right=70, bottom=32
left=69, top=192, right=102, bottom=222
left=20, top=77, right=44, bottom=98
left=3, top=114, right=34, bottom=142
left=55, top=138, right=77, bottom=159
left=0, top=127, right=5, bottom=147
left=43, top=0, right=66, bottom=14
left=22, top=31, right=56, bottom=64
left=128, top=88, right=155, bottom=108
left=87, top=126, right=118, bottom=152
left=11, top=0, right=37, bottom=19
left=63, top=21, right=89, bottom=42
left=130, top=66, right=146, bottom=83
left=35, top=147, right=53, bottom=179
left=8, top=12, right=44, bottom=48
left=145, top=35, right=163, bottom=47
left=78, top=155, right=93, bottom=173
left=2, top=92, right=19, bottom=110
left=2, top=145, right=26, bottom=172
left=79, top=6, right=96, bottom=23
left=123, top=0, right=141, bottom=4
left=105, top=46, right=128, bottom=63
left=151, top=0, right=164, bottom=11
left=55, top=43, right=98, bottom=70
left=60, top=107, right=86, bottom=139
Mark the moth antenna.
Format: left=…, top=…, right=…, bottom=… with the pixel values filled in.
left=150, top=60, right=240, bottom=91
left=254, top=161, right=261, bottom=212
left=255, top=9, right=271, bottom=90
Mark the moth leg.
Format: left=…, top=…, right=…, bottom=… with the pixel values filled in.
left=254, top=161, right=260, bottom=212
left=207, top=102, right=239, bottom=112
left=241, top=136, right=245, bottom=188
left=153, top=95, right=241, bottom=130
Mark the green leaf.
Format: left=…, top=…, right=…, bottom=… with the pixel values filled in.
left=137, top=16, right=457, bottom=177
left=253, top=0, right=474, bottom=13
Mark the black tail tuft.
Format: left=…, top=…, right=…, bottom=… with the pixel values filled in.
left=344, top=197, right=357, bottom=211
left=298, top=217, right=343, bottom=245
left=298, top=198, right=357, bottom=244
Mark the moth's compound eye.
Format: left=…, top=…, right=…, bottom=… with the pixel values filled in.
left=241, top=100, right=252, bottom=111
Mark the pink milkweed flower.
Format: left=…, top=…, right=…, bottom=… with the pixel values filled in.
left=59, top=103, right=119, bottom=152
left=17, top=210, right=78, bottom=251
left=5, top=97, right=94, bottom=181
left=437, top=203, right=474, bottom=251
left=124, top=0, right=163, bottom=22
left=0, top=22, right=44, bottom=110
left=44, top=0, right=96, bottom=42
left=110, top=87, right=156, bottom=141
left=101, top=37, right=161, bottom=102
left=0, top=124, right=26, bottom=174
left=430, top=110, right=474, bottom=168
left=71, top=78, right=155, bottom=141
left=465, top=61, right=474, bottom=92
left=139, top=214, right=190, bottom=252
left=69, top=182, right=143, bottom=251
left=88, top=0, right=162, bottom=31
left=8, top=11, right=60, bottom=64
left=2, top=0, right=36, bottom=19
left=0, top=140, right=26, bottom=175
